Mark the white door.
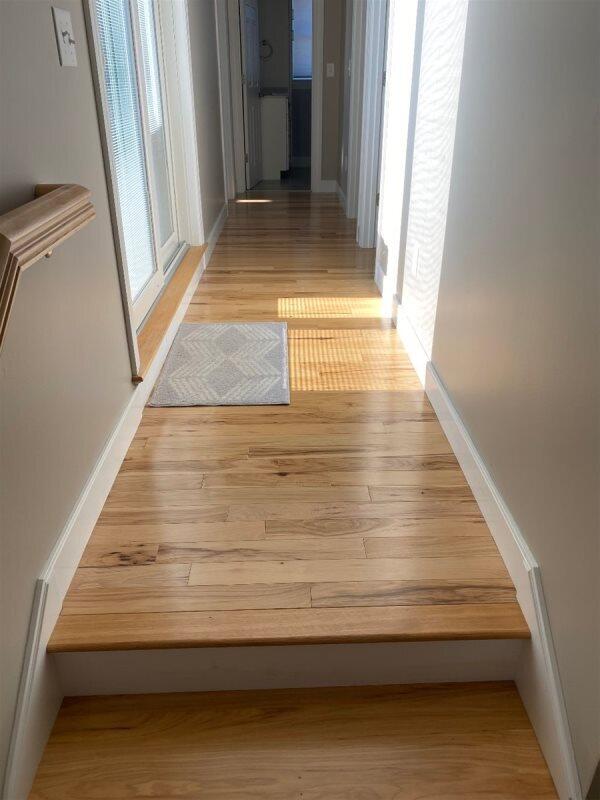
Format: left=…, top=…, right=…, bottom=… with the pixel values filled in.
left=240, top=0, right=262, bottom=188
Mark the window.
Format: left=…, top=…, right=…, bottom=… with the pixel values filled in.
left=92, top=0, right=181, bottom=327
left=292, top=0, right=312, bottom=79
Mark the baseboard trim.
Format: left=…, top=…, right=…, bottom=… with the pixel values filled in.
left=424, top=363, right=581, bottom=800
left=54, top=639, right=522, bottom=696
left=393, top=302, right=428, bottom=385
left=205, top=202, right=228, bottom=263
left=335, top=182, right=347, bottom=212
left=373, top=261, right=383, bottom=292
left=2, top=227, right=218, bottom=800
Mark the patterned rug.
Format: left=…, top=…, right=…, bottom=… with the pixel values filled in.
left=148, top=322, right=290, bottom=407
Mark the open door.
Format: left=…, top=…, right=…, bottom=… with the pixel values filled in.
left=240, top=0, right=262, bottom=188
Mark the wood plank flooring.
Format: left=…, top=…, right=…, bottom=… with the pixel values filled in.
left=29, top=682, right=557, bottom=799
left=49, top=192, right=528, bottom=651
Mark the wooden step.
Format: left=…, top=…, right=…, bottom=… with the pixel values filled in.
left=48, top=603, right=528, bottom=652
left=29, top=682, right=557, bottom=799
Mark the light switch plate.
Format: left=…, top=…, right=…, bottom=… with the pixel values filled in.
left=52, top=7, right=77, bottom=67
left=326, top=62, right=335, bottom=78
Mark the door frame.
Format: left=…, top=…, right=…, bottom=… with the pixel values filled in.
left=310, top=0, right=324, bottom=191
left=215, top=0, right=237, bottom=200
left=227, top=0, right=247, bottom=194
left=344, top=0, right=366, bottom=218
left=356, top=0, right=388, bottom=248
left=239, top=0, right=262, bottom=189
left=225, top=0, right=325, bottom=193
left=84, top=0, right=204, bottom=375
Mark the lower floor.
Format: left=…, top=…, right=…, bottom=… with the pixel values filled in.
left=30, top=682, right=556, bottom=799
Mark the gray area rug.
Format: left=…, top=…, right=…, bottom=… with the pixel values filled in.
left=149, top=322, right=290, bottom=407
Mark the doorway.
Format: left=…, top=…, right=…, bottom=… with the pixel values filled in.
left=235, top=0, right=312, bottom=191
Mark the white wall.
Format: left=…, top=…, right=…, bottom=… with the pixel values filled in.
left=187, top=0, right=226, bottom=234
left=374, top=0, right=419, bottom=307
left=430, top=1, right=600, bottom=791
left=399, top=0, right=468, bottom=356
left=0, top=0, right=134, bottom=787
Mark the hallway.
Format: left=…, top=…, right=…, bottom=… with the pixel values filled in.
left=50, top=193, right=526, bottom=651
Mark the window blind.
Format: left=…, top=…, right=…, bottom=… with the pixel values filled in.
left=95, top=0, right=156, bottom=300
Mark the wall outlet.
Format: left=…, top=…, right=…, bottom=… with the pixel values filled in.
left=52, top=7, right=77, bottom=67
left=326, top=62, right=335, bottom=78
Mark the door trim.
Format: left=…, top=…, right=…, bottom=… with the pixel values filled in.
left=227, top=0, right=247, bottom=193
left=344, top=0, right=366, bottom=217
left=215, top=0, right=237, bottom=200
left=356, top=0, right=388, bottom=248
left=310, top=0, right=324, bottom=191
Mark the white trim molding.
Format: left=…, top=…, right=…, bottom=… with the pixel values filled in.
left=205, top=203, right=229, bottom=264
left=214, top=0, right=236, bottom=201
left=393, top=301, right=428, bottom=385
left=159, top=0, right=205, bottom=247
left=2, top=244, right=216, bottom=800
left=425, top=362, right=582, bottom=800
left=356, top=0, right=387, bottom=248
left=345, top=0, right=366, bottom=219
left=374, top=0, right=420, bottom=307
left=310, top=0, right=324, bottom=193
left=227, top=0, right=246, bottom=194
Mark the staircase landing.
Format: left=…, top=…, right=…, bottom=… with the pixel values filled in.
left=49, top=193, right=528, bottom=654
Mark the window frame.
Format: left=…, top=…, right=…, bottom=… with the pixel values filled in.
left=84, top=0, right=205, bottom=375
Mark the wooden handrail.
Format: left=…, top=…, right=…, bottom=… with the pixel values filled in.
left=0, top=184, right=95, bottom=350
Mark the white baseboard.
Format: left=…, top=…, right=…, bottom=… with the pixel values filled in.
left=374, top=261, right=385, bottom=295
left=335, top=182, right=347, bottom=212
left=54, top=639, right=522, bottom=696
left=2, top=244, right=213, bottom=800
left=312, top=179, right=338, bottom=193
left=205, top=202, right=228, bottom=263
left=425, top=363, right=581, bottom=800
left=393, top=302, right=428, bottom=385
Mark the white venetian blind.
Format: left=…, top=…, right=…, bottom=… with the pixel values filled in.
left=95, top=0, right=156, bottom=300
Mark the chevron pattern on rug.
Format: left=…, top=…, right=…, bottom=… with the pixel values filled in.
left=149, top=322, right=290, bottom=407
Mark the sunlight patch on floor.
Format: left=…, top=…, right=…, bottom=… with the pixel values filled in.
left=278, top=296, right=382, bottom=319
left=288, top=329, right=421, bottom=391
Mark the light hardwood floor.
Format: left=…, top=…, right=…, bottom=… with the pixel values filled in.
left=29, top=682, right=557, bottom=799
left=49, top=192, right=528, bottom=651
